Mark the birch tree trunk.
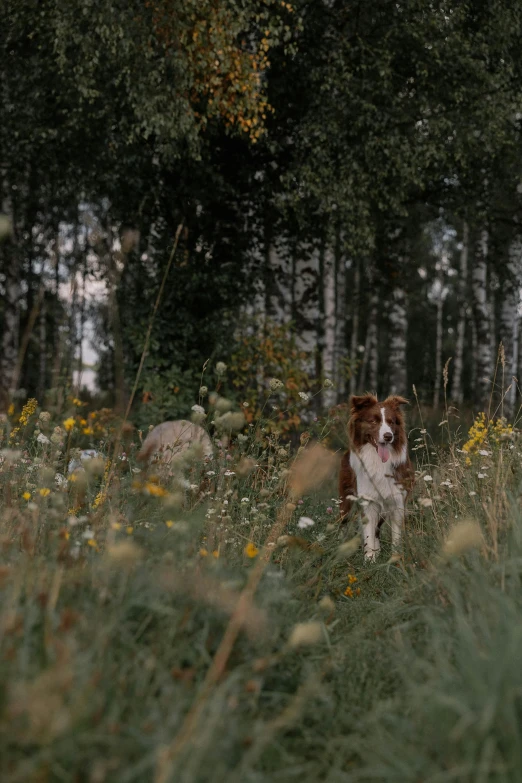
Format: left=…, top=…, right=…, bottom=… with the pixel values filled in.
left=471, top=229, right=494, bottom=410
left=333, top=229, right=347, bottom=401
left=322, top=241, right=336, bottom=408
left=293, top=240, right=320, bottom=376
left=0, top=172, right=20, bottom=411
left=450, top=221, right=469, bottom=404
left=388, top=247, right=408, bottom=397
left=359, top=263, right=379, bottom=394
left=348, top=259, right=361, bottom=396
left=433, top=262, right=445, bottom=408
left=266, top=237, right=292, bottom=324
left=500, top=235, right=522, bottom=416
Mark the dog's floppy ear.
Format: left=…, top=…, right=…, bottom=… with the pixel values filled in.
left=350, top=393, right=378, bottom=414
left=384, top=395, right=409, bottom=408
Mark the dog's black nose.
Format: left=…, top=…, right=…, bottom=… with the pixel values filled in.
left=383, top=432, right=393, bottom=443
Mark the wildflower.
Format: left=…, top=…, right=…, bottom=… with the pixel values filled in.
left=111, top=522, right=122, bottom=531
left=212, top=550, right=219, bottom=558
left=87, top=539, right=98, bottom=549
left=423, top=475, right=433, bottom=482
left=206, top=470, right=216, bottom=476
left=106, top=540, right=142, bottom=566
left=38, top=488, right=51, bottom=497
left=479, top=449, right=491, bottom=456
left=323, top=378, right=334, bottom=389
left=243, top=401, right=249, bottom=408
left=344, top=586, right=354, bottom=597
left=22, top=491, right=31, bottom=500
left=419, top=497, right=433, bottom=507
left=36, top=433, right=50, bottom=445
left=440, top=480, right=453, bottom=488
left=191, top=404, right=206, bottom=416
left=298, top=392, right=310, bottom=402
left=7, top=403, right=14, bottom=416
left=420, top=429, right=427, bottom=434
left=215, top=361, right=227, bottom=375
left=297, top=516, right=314, bottom=529
left=241, top=497, right=250, bottom=503
left=288, top=621, right=323, bottom=648
left=326, top=506, right=333, bottom=514
left=269, top=378, right=284, bottom=391
left=126, top=526, right=134, bottom=535
left=244, top=542, right=259, bottom=558
left=199, top=548, right=209, bottom=557
left=347, top=573, right=357, bottom=584
left=477, top=473, right=486, bottom=479
left=469, top=491, right=477, bottom=497
left=143, top=482, right=168, bottom=497
left=199, top=386, right=208, bottom=397
left=63, top=417, right=75, bottom=432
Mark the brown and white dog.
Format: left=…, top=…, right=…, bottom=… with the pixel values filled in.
left=339, top=394, right=414, bottom=561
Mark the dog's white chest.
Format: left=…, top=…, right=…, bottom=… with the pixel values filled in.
left=350, top=444, right=406, bottom=510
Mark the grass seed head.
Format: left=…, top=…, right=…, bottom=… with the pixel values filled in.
left=288, top=621, right=323, bottom=648
left=443, top=519, right=483, bottom=557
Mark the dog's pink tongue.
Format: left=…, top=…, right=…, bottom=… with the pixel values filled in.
left=377, top=444, right=389, bottom=463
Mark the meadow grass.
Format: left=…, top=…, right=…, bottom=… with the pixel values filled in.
left=0, top=396, right=521, bottom=782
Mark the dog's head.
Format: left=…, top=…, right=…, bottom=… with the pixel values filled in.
left=348, top=393, right=408, bottom=463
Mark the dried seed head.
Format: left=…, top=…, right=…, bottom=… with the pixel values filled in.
left=288, top=621, right=323, bottom=648
left=336, top=535, right=360, bottom=558
left=443, top=519, right=483, bottom=556
left=288, top=442, right=337, bottom=499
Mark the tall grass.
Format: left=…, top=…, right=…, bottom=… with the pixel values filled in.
left=0, top=392, right=521, bottom=782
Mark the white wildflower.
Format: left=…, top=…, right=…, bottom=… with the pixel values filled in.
left=423, top=475, right=433, bottom=482
left=269, top=378, right=284, bottom=391
left=199, top=386, right=208, bottom=397
left=419, top=498, right=433, bottom=507
left=191, top=404, right=205, bottom=415
left=36, top=433, right=50, bottom=445
left=206, top=470, right=216, bottom=476
left=215, top=362, right=227, bottom=375
left=477, top=473, right=486, bottom=479
left=298, top=392, right=310, bottom=402
left=479, top=449, right=491, bottom=457
left=469, top=491, right=477, bottom=497
left=82, top=528, right=95, bottom=539
left=241, top=497, right=249, bottom=503
left=440, top=480, right=453, bottom=488
left=297, top=516, right=315, bottom=529
left=420, top=429, right=427, bottom=434
left=323, top=378, right=334, bottom=389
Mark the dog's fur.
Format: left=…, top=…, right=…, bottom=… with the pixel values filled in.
left=137, top=420, right=213, bottom=471
left=339, top=394, right=414, bottom=560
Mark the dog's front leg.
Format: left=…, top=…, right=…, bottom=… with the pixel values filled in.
left=390, top=504, right=405, bottom=554
left=362, top=503, right=381, bottom=561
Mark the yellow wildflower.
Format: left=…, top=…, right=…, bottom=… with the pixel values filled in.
left=38, top=488, right=51, bottom=497
left=111, top=522, right=122, bottom=531
left=22, top=491, right=31, bottom=500
left=87, top=538, right=98, bottom=549
left=126, top=526, right=133, bottom=535
left=7, top=403, right=14, bottom=416
left=212, top=550, right=219, bottom=558
left=244, top=542, right=259, bottom=558
left=199, top=548, right=209, bottom=557
left=344, top=586, right=353, bottom=597
left=347, top=574, right=357, bottom=584
left=63, top=417, right=75, bottom=432
left=165, top=520, right=174, bottom=528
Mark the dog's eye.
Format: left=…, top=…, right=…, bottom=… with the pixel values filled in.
left=395, top=418, right=400, bottom=425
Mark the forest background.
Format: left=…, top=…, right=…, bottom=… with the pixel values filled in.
left=2, top=0, right=522, bottom=426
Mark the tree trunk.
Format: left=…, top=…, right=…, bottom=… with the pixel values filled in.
left=322, top=242, right=336, bottom=408
left=293, top=240, right=320, bottom=376
left=450, top=221, right=469, bottom=404
left=500, top=234, right=522, bottom=417
left=348, top=259, right=361, bottom=396
left=471, top=229, right=494, bottom=411
left=37, top=295, right=47, bottom=401
left=0, top=173, right=20, bottom=411
left=433, top=263, right=445, bottom=408
left=333, top=228, right=347, bottom=402
left=388, top=252, right=408, bottom=397
left=266, top=238, right=292, bottom=324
